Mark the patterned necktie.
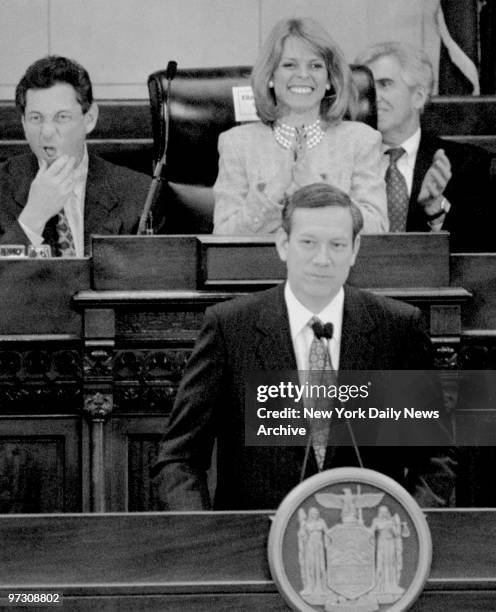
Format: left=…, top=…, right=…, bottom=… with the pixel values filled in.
left=385, top=147, right=409, bottom=232
left=308, top=316, right=336, bottom=470
left=56, top=209, right=77, bottom=257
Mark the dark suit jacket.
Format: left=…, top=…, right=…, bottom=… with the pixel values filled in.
left=0, top=153, right=153, bottom=254
left=154, top=284, right=454, bottom=510
left=406, top=132, right=494, bottom=252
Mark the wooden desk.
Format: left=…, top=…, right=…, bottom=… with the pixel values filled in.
left=0, top=511, right=495, bottom=611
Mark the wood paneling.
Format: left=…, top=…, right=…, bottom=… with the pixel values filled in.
left=0, top=259, right=90, bottom=335
left=108, top=416, right=166, bottom=511
left=451, top=254, right=496, bottom=331
left=0, top=418, right=81, bottom=512
left=91, top=236, right=199, bottom=291
left=198, top=233, right=451, bottom=288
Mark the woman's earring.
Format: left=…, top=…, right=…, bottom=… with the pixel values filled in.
left=269, top=80, right=274, bottom=88
left=324, top=83, right=334, bottom=99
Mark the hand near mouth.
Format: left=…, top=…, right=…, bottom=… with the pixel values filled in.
left=19, top=155, right=77, bottom=236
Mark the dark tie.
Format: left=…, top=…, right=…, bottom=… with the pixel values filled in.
left=55, top=209, right=76, bottom=257
left=385, top=147, right=409, bottom=232
left=308, top=316, right=336, bottom=469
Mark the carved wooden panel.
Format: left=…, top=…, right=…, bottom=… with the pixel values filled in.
left=113, top=349, right=191, bottom=413
left=0, top=347, right=82, bottom=414
left=0, top=419, right=81, bottom=512
left=454, top=335, right=496, bottom=506
left=107, top=416, right=168, bottom=511
left=127, top=436, right=162, bottom=512
left=116, top=310, right=205, bottom=342
left=0, top=439, right=63, bottom=513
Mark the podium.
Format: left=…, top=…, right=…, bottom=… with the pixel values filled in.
left=0, top=511, right=495, bottom=610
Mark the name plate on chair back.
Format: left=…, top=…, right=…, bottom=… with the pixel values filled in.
left=198, top=233, right=450, bottom=289
left=91, top=236, right=198, bottom=290
left=0, top=258, right=90, bottom=335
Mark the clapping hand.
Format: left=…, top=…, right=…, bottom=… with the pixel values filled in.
left=418, top=149, right=452, bottom=215
left=291, top=147, right=324, bottom=189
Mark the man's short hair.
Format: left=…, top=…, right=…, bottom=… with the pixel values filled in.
left=281, top=183, right=364, bottom=239
left=251, top=17, right=352, bottom=126
left=15, top=55, right=93, bottom=115
left=355, top=41, right=434, bottom=107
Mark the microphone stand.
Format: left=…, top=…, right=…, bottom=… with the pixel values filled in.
left=137, top=61, right=177, bottom=235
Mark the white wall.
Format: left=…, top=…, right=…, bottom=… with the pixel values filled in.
left=0, top=0, right=442, bottom=100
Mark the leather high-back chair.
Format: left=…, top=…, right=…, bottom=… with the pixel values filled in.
left=148, top=65, right=377, bottom=233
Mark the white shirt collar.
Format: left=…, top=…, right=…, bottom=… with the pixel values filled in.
left=73, top=146, right=89, bottom=188
left=284, top=282, right=344, bottom=370
left=398, top=128, right=421, bottom=167
left=285, top=282, right=344, bottom=339
left=381, top=128, right=421, bottom=170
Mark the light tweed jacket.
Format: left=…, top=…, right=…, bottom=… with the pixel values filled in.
left=213, top=120, right=388, bottom=235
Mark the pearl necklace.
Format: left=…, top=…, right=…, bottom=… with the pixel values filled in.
left=273, top=119, right=324, bottom=152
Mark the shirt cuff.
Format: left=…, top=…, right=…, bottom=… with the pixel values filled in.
left=18, top=220, right=44, bottom=247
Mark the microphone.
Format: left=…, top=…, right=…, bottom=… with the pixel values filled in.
left=166, top=60, right=177, bottom=81
left=311, top=319, right=334, bottom=340
left=137, top=59, right=178, bottom=235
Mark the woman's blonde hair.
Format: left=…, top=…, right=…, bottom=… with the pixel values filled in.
left=251, top=17, right=351, bottom=125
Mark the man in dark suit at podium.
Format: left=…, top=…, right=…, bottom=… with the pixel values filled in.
left=356, top=42, right=494, bottom=252
left=154, top=183, right=455, bottom=511
left=0, top=55, right=151, bottom=256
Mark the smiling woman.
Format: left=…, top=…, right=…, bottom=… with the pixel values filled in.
left=213, top=17, right=388, bottom=236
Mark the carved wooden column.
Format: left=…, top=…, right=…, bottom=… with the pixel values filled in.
left=82, top=308, right=115, bottom=512
left=83, top=391, right=112, bottom=512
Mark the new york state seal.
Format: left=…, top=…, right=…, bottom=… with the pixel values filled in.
left=268, top=468, right=431, bottom=612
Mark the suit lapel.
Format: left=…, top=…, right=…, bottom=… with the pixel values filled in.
left=407, top=132, right=436, bottom=230
left=323, top=286, right=379, bottom=470
left=339, top=286, right=376, bottom=370
left=84, top=155, right=121, bottom=252
left=12, top=154, right=38, bottom=211
left=324, top=285, right=383, bottom=469
left=254, top=284, right=297, bottom=370
left=252, top=285, right=308, bottom=477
